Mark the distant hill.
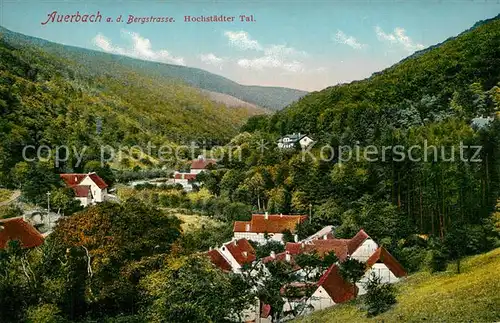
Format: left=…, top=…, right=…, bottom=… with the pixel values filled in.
left=0, top=26, right=307, bottom=111
left=0, top=26, right=270, bottom=181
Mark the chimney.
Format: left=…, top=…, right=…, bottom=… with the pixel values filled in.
left=323, top=234, right=328, bottom=240
left=294, top=234, right=299, bottom=243
left=264, top=212, right=269, bottom=220
left=301, top=241, right=305, bottom=249
left=280, top=213, right=283, bottom=218
left=242, top=251, right=248, bottom=258
left=233, top=240, right=238, bottom=246
left=75, top=176, right=78, bottom=182
left=270, top=251, right=276, bottom=259
left=245, top=223, right=251, bottom=232
left=285, top=251, right=291, bottom=262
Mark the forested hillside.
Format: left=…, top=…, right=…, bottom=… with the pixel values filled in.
left=0, top=29, right=268, bottom=186
left=0, top=26, right=307, bottom=111
left=237, top=15, right=500, bottom=241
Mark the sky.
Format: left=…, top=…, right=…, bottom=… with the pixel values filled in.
left=0, top=0, right=499, bottom=91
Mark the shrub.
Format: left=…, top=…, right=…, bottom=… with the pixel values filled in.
left=364, top=273, right=397, bottom=317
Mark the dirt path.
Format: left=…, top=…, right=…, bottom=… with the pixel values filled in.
left=0, top=190, right=21, bottom=207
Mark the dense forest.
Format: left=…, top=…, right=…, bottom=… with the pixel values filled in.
left=0, top=28, right=270, bottom=186
left=0, top=13, right=499, bottom=323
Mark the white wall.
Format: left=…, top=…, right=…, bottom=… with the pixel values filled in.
left=76, top=196, right=91, bottom=207
left=356, top=263, right=400, bottom=295
left=219, top=243, right=242, bottom=272
left=351, top=238, right=378, bottom=262
left=308, top=286, right=335, bottom=311
left=233, top=232, right=284, bottom=244
left=80, top=176, right=107, bottom=203
left=299, top=136, right=314, bottom=148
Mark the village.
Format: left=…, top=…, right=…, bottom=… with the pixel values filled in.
left=0, top=134, right=408, bottom=322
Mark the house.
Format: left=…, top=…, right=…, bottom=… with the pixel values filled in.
left=356, top=247, right=407, bottom=295
left=205, top=238, right=256, bottom=273
left=60, top=172, right=109, bottom=206
left=347, top=229, right=379, bottom=262
left=277, top=133, right=314, bottom=149
left=259, top=229, right=406, bottom=318
left=233, top=213, right=308, bottom=244
left=172, top=155, right=217, bottom=191
left=303, top=225, right=335, bottom=242
left=190, top=155, right=217, bottom=174
left=0, top=217, right=44, bottom=249
left=306, top=264, right=358, bottom=312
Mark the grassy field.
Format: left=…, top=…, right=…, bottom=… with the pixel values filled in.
left=294, top=248, right=500, bottom=323
left=0, top=189, right=13, bottom=203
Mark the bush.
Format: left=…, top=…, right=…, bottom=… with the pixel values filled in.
left=364, top=273, right=397, bottom=317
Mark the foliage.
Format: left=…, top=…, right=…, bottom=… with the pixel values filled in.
left=142, top=255, right=254, bottom=323
left=291, top=248, right=500, bottom=323
left=338, top=258, right=366, bottom=284
left=363, top=273, right=397, bottom=317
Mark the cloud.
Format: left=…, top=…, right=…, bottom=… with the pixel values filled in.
left=237, top=57, right=304, bottom=73
left=224, top=31, right=262, bottom=50
left=199, top=53, right=224, bottom=68
left=92, top=30, right=185, bottom=66
left=375, top=26, right=425, bottom=52
left=225, top=31, right=307, bottom=73
left=334, top=30, right=366, bottom=49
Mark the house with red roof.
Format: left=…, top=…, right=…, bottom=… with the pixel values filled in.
left=190, top=155, right=217, bottom=174
left=356, top=247, right=407, bottom=295
left=173, top=155, right=217, bottom=191
left=233, top=212, right=307, bottom=244
left=260, top=229, right=406, bottom=316
left=306, top=264, right=358, bottom=311
left=205, top=238, right=256, bottom=273
left=0, top=217, right=44, bottom=249
left=347, top=229, right=379, bottom=262
left=60, top=172, right=109, bottom=206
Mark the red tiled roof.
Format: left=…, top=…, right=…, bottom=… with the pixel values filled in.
left=347, top=229, right=370, bottom=254
left=191, top=158, right=217, bottom=170
left=72, top=185, right=91, bottom=198
left=60, top=173, right=86, bottom=187
left=206, top=249, right=232, bottom=272
left=0, top=218, right=44, bottom=249
left=60, top=173, right=108, bottom=189
left=224, top=239, right=256, bottom=265
left=174, top=173, right=198, bottom=181
left=87, top=173, right=108, bottom=189
left=366, top=247, right=407, bottom=278
left=317, top=264, right=357, bottom=303
left=285, top=239, right=350, bottom=261
left=233, top=214, right=307, bottom=234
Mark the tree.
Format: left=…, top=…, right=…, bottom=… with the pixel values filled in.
left=49, top=188, right=82, bottom=216
left=21, top=162, right=63, bottom=205
left=364, top=273, right=397, bottom=317
left=338, top=257, right=366, bottom=285
left=443, top=221, right=468, bottom=273
left=83, top=161, right=116, bottom=187
left=143, top=256, right=254, bottom=323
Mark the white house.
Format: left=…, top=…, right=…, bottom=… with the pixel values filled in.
left=233, top=213, right=307, bottom=244
left=205, top=238, right=256, bottom=273
left=347, top=229, right=379, bottom=262
left=306, top=264, right=357, bottom=312
left=277, top=133, right=314, bottom=149
left=60, top=172, right=109, bottom=206
left=356, top=247, right=407, bottom=295
left=172, top=155, right=217, bottom=191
